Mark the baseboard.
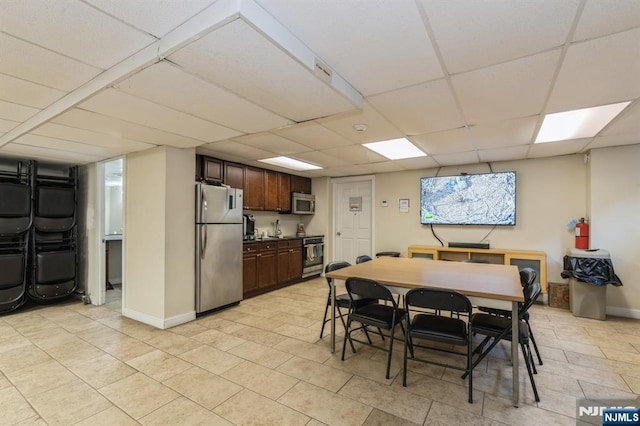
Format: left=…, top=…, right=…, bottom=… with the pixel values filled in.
left=606, top=306, right=640, bottom=319
left=448, top=242, right=490, bottom=249
left=122, top=308, right=196, bottom=329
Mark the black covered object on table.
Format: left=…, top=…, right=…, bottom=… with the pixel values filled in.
left=561, top=255, right=623, bottom=286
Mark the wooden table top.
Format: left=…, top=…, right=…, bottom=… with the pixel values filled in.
left=325, top=257, right=524, bottom=303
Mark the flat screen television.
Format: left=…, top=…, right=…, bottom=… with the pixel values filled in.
left=420, top=171, right=516, bottom=226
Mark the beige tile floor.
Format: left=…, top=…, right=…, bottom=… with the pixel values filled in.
left=1, top=278, right=639, bottom=425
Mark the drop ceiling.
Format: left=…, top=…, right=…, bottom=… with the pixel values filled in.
left=0, top=0, right=638, bottom=177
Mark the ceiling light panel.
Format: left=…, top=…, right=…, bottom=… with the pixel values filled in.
left=535, top=102, right=631, bottom=143
left=168, top=18, right=357, bottom=122
left=79, top=89, right=241, bottom=144
left=114, top=62, right=292, bottom=133
left=0, top=0, right=155, bottom=69
left=363, top=138, right=426, bottom=160
left=599, top=102, right=640, bottom=137
left=258, top=156, right=321, bottom=171
left=0, top=33, right=100, bottom=92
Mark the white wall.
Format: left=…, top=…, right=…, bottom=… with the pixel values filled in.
left=124, top=146, right=195, bottom=328
left=590, top=145, right=640, bottom=318
left=373, top=155, right=586, bottom=284
left=77, top=163, right=98, bottom=296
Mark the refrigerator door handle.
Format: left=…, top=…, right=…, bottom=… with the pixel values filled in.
left=201, top=188, right=208, bottom=258
left=227, top=188, right=236, bottom=210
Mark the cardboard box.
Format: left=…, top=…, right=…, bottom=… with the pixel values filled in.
left=548, top=282, right=570, bottom=309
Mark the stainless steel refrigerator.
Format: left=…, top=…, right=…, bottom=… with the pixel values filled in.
left=195, top=183, right=243, bottom=314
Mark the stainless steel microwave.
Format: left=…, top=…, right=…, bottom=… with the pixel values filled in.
left=292, top=192, right=315, bottom=215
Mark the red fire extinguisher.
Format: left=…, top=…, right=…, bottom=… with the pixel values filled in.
left=575, top=217, right=589, bottom=249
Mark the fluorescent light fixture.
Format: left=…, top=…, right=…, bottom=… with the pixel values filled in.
left=535, top=101, right=631, bottom=143
left=362, top=138, right=426, bottom=160
left=258, top=156, right=322, bottom=171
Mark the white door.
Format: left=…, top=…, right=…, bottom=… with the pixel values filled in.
left=333, top=176, right=374, bottom=264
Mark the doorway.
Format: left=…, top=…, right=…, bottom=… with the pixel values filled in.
left=97, top=158, right=124, bottom=306
left=332, top=175, right=374, bottom=264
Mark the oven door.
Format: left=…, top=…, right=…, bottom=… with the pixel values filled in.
left=303, top=239, right=324, bottom=277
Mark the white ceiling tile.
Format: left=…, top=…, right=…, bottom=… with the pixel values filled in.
left=452, top=50, right=560, bottom=124
left=410, top=128, right=473, bottom=156
left=305, top=168, right=344, bottom=178
left=0, top=0, right=155, bottom=69
left=586, top=136, right=640, bottom=150
left=326, top=164, right=373, bottom=177
left=600, top=102, right=640, bottom=137
left=420, top=0, right=579, bottom=73
left=369, top=79, right=464, bottom=135
left=86, top=0, right=216, bottom=38
left=1, top=142, right=103, bottom=165
left=256, top=0, right=442, bottom=96
left=573, top=0, right=640, bottom=42
left=52, top=109, right=203, bottom=147
left=318, top=103, right=403, bottom=144
left=115, top=62, right=291, bottom=133
left=292, top=151, right=351, bottom=168
left=199, top=141, right=275, bottom=161
left=79, top=89, right=241, bottom=144
left=0, top=100, right=40, bottom=122
left=33, top=123, right=154, bottom=153
left=273, top=122, right=354, bottom=150
left=0, top=118, right=19, bottom=133
left=169, top=19, right=356, bottom=122
left=528, top=139, right=591, bottom=158
left=393, top=156, right=439, bottom=170
left=14, top=134, right=120, bottom=157
left=232, top=133, right=310, bottom=156
left=469, top=116, right=539, bottom=150
left=547, top=28, right=640, bottom=112
left=319, top=145, right=387, bottom=165
left=478, top=145, right=529, bottom=163
left=0, top=74, right=66, bottom=109
left=431, top=151, right=480, bottom=166
left=363, top=161, right=405, bottom=174
left=0, top=33, right=100, bottom=91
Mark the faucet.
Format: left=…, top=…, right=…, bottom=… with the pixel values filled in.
left=275, top=219, right=282, bottom=237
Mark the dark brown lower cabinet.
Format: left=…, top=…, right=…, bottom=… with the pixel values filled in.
left=243, top=238, right=304, bottom=298
left=278, top=239, right=303, bottom=283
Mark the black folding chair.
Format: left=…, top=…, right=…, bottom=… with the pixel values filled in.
left=467, top=281, right=542, bottom=402
left=403, top=287, right=475, bottom=403
left=342, top=277, right=407, bottom=379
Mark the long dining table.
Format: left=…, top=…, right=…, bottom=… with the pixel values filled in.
left=325, top=256, right=525, bottom=406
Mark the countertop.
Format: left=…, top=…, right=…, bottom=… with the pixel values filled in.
left=243, top=234, right=323, bottom=244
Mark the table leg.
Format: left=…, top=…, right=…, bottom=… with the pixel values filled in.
left=331, top=281, right=336, bottom=353
left=512, top=301, right=519, bottom=407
